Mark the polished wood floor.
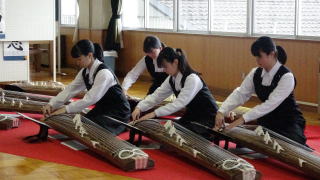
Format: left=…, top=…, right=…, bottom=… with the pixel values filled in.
left=1, top=68, right=319, bottom=179
left=0, top=153, right=136, bottom=180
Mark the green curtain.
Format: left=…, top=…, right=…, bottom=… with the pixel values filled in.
left=105, top=0, right=122, bottom=51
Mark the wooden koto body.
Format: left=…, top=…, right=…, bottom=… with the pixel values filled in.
left=1, top=89, right=52, bottom=102
left=45, top=114, right=154, bottom=171
left=132, top=119, right=261, bottom=180
left=0, top=96, right=46, bottom=114
left=5, top=81, right=86, bottom=98
left=9, top=81, right=66, bottom=96
left=220, top=125, right=320, bottom=179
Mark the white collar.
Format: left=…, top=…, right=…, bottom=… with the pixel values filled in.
left=85, top=59, right=102, bottom=75
left=172, top=72, right=182, bottom=81
left=261, top=60, right=281, bottom=78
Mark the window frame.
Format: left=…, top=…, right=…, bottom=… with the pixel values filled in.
left=296, top=0, right=320, bottom=39
left=210, top=0, right=248, bottom=34
left=251, top=0, right=296, bottom=37
left=60, top=0, right=78, bottom=27
left=121, top=0, right=320, bottom=41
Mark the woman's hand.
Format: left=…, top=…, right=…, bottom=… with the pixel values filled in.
left=138, top=112, right=156, bottom=121
left=131, top=108, right=141, bottom=121
left=225, top=116, right=245, bottom=130
left=227, top=111, right=237, bottom=121
left=214, top=112, right=225, bottom=130
left=50, top=107, right=67, bottom=116
left=42, top=104, right=53, bottom=117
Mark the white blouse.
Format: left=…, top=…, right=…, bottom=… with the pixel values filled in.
left=137, top=72, right=203, bottom=117
left=121, top=56, right=164, bottom=91
left=49, top=60, right=117, bottom=113
left=218, top=61, right=295, bottom=123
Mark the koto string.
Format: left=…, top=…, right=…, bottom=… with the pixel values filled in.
left=48, top=119, right=126, bottom=155
left=46, top=114, right=136, bottom=154
left=134, top=120, right=242, bottom=163
left=49, top=115, right=123, bottom=151
left=235, top=126, right=320, bottom=167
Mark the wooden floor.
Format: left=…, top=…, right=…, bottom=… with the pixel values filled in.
left=0, top=68, right=319, bottom=179
left=0, top=153, right=136, bottom=180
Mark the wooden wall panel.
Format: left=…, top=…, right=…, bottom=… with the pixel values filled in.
left=278, top=39, right=320, bottom=104
left=61, top=28, right=107, bottom=68
left=90, top=30, right=107, bottom=49
left=65, top=34, right=76, bottom=67
left=118, top=30, right=320, bottom=104
left=78, top=29, right=91, bottom=41
left=60, top=28, right=76, bottom=67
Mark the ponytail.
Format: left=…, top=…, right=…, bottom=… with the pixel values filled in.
left=276, top=45, right=287, bottom=65
left=93, top=43, right=104, bottom=62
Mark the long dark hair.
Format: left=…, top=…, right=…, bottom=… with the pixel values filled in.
left=157, top=47, right=198, bottom=76
left=71, top=39, right=104, bottom=62
left=143, top=35, right=162, bottom=53
left=251, top=36, right=287, bottom=65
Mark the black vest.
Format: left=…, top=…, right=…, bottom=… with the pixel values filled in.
left=169, top=74, right=218, bottom=127
left=253, top=66, right=305, bottom=129
left=82, top=63, right=131, bottom=121
left=145, top=56, right=168, bottom=94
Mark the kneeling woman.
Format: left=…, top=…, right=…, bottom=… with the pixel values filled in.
left=132, top=47, right=218, bottom=139
left=43, top=40, right=130, bottom=135
left=215, top=36, right=307, bottom=145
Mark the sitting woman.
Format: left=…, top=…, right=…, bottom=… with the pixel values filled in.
left=122, top=35, right=167, bottom=96
left=215, top=36, right=307, bottom=145
left=43, top=39, right=130, bottom=135
left=132, top=47, right=218, bottom=140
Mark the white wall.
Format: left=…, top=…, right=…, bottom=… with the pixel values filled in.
left=0, top=0, right=55, bottom=82
left=2, top=0, right=55, bottom=41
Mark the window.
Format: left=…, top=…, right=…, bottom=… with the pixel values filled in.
left=121, top=0, right=320, bottom=39
left=298, top=0, right=320, bottom=36
left=122, top=0, right=145, bottom=28
left=61, top=0, right=78, bottom=26
left=148, top=0, right=174, bottom=29
left=178, top=0, right=209, bottom=31
left=211, top=0, right=247, bottom=33
left=253, top=0, right=296, bottom=35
